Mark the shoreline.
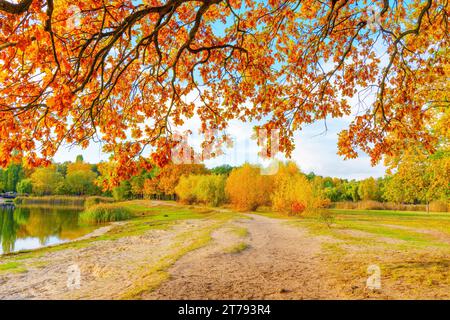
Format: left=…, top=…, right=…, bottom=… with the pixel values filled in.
left=0, top=220, right=119, bottom=258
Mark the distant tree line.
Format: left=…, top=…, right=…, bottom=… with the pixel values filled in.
left=1, top=148, right=448, bottom=213
left=0, top=155, right=102, bottom=197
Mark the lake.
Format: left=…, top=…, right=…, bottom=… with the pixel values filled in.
left=0, top=204, right=95, bottom=255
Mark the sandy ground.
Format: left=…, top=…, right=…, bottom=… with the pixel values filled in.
left=0, top=219, right=216, bottom=299
left=144, top=214, right=341, bottom=299
left=0, top=207, right=448, bottom=300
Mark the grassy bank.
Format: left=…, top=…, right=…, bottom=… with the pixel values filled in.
left=14, top=195, right=85, bottom=207
left=1, top=201, right=207, bottom=260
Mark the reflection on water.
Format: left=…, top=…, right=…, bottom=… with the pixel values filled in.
left=0, top=205, right=94, bottom=254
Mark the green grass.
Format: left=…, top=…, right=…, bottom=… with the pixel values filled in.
left=262, top=208, right=450, bottom=249
left=0, top=262, right=27, bottom=274
left=329, top=209, right=450, bottom=239
left=80, top=203, right=134, bottom=223
left=32, top=201, right=231, bottom=246
left=229, top=226, right=249, bottom=238
left=280, top=208, right=450, bottom=298
left=330, top=208, right=450, bottom=218
left=224, top=242, right=249, bottom=254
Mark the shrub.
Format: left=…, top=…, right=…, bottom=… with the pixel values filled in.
left=225, top=164, right=273, bottom=211
left=80, top=203, right=133, bottom=223
left=357, top=200, right=386, bottom=210
left=291, top=201, right=306, bottom=215
left=333, top=201, right=357, bottom=210
left=13, top=196, right=24, bottom=205
left=317, top=210, right=335, bottom=228
left=429, top=200, right=449, bottom=212
left=84, top=196, right=115, bottom=208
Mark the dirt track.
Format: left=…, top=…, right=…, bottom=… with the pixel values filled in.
left=145, top=214, right=342, bottom=299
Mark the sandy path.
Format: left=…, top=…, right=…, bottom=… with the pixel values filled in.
left=144, top=214, right=341, bottom=300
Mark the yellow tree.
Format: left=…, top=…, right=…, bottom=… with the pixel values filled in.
left=65, top=167, right=97, bottom=195
left=358, top=177, right=379, bottom=201
left=225, top=164, right=272, bottom=211
left=271, top=162, right=320, bottom=214
left=157, top=164, right=207, bottom=198
left=384, top=147, right=449, bottom=210
left=30, top=165, right=64, bottom=195
left=174, top=175, right=201, bottom=204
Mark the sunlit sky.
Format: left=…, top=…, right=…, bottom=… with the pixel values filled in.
left=53, top=112, right=386, bottom=180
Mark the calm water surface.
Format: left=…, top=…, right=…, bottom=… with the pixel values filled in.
left=0, top=204, right=95, bottom=255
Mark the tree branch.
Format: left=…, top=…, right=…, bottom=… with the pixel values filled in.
left=0, top=0, right=33, bottom=14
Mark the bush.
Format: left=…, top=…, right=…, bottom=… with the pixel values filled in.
left=291, top=201, right=306, bottom=215
left=84, top=196, right=115, bottom=208
left=429, top=200, right=449, bottom=212
left=317, top=210, right=335, bottom=228
left=80, top=203, right=133, bottom=223
left=357, top=200, right=386, bottom=210
left=175, top=174, right=227, bottom=207
left=333, top=201, right=357, bottom=209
